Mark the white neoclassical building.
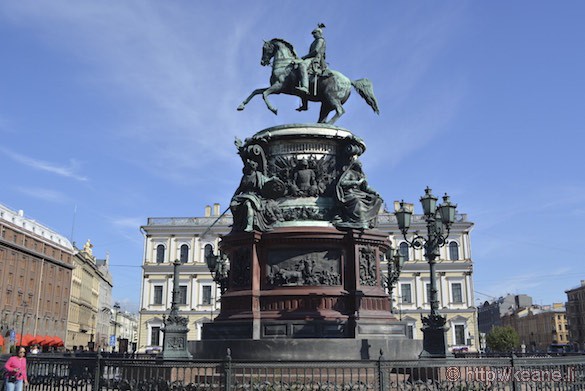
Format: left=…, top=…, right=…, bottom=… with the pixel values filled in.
left=138, top=204, right=478, bottom=353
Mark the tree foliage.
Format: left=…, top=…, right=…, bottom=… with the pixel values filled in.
left=486, top=326, right=520, bottom=352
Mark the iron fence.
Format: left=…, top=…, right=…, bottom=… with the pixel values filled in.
left=1, top=352, right=585, bottom=390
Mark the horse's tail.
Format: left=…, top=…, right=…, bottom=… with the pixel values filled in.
left=351, top=79, right=380, bottom=114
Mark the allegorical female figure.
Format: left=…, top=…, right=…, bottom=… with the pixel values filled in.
left=334, top=160, right=382, bottom=230
left=230, top=159, right=282, bottom=232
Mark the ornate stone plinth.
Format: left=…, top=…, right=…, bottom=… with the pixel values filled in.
left=203, top=227, right=400, bottom=340
left=198, top=124, right=420, bottom=359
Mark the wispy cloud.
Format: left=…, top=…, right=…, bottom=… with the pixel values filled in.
left=1, top=148, right=88, bottom=181
left=14, top=186, right=71, bottom=204
left=0, top=2, right=264, bottom=183
left=110, top=217, right=144, bottom=230
left=476, top=267, right=573, bottom=299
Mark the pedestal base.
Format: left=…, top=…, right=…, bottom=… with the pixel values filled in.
left=190, top=338, right=423, bottom=360
left=420, top=325, right=450, bottom=358
left=163, top=328, right=193, bottom=359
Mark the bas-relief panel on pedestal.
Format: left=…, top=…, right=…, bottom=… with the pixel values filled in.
left=266, top=249, right=341, bottom=287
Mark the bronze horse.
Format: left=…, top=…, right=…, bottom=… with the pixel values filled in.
left=237, top=38, right=380, bottom=124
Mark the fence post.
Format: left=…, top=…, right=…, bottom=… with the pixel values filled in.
left=510, top=352, right=517, bottom=391
left=93, top=351, right=102, bottom=391
left=378, top=349, right=386, bottom=391
left=223, top=348, right=232, bottom=391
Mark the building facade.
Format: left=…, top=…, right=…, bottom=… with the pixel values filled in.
left=111, top=308, right=138, bottom=353
left=138, top=204, right=224, bottom=353
left=478, top=294, right=533, bottom=334
left=138, top=204, right=478, bottom=353
left=501, top=303, right=568, bottom=352
left=0, top=204, right=74, bottom=353
left=66, top=240, right=114, bottom=351
left=566, top=281, right=585, bottom=351
left=95, top=257, right=113, bottom=351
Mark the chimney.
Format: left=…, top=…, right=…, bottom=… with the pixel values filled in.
left=213, top=203, right=220, bottom=216
left=204, top=205, right=211, bottom=217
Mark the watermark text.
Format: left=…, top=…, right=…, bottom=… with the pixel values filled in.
left=445, top=366, right=576, bottom=383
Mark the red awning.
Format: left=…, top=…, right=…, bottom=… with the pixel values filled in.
left=48, top=336, right=61, bottom=347
left=41, top=336, right=54, bottom=346
left=22, top=334, right=34, bottom=347
left=30, top=335, right=44, bottom=345
left=53, top=337, right=64, bottom=347
left=0, top=334, right=4, bottom=346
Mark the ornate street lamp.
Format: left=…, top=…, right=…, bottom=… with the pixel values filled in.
left=205, top=250, right=230, bottom=294
left=394, top=187, right=457, bottom=358
left=384, top=245, right=406, bottom=310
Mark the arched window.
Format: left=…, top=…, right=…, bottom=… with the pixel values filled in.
left=399, top=242, right=409, bottom=262
left=449, top=241, right=459, bottom=260
left=156, top=244, right=165, bottom=263
left=180, top=244, right=189, bottom=263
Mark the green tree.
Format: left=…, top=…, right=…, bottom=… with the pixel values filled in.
left=486, top=326, right=520, bottom=353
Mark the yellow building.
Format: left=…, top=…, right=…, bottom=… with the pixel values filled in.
left=502, top=303, right=568, bottom=352
left=67, top=240, right=112, bottom=350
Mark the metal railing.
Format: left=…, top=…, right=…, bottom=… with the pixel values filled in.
left=2, top=352, right=585, bottom=390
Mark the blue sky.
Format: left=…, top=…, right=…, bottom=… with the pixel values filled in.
left=1, top=2, right=584, bottom=312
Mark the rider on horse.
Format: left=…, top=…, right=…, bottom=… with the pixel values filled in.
left=295, top=24, right=328, bottom=111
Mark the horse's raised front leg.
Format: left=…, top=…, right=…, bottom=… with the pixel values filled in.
left=237, top=88, right=267, bottom=111
left=262, top=83, right=283, bottom=115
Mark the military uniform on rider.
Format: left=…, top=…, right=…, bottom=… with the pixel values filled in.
left=296, top=27, right=327, bottom=95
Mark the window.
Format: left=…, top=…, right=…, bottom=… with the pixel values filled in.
left=202, top=286, right=212, bottom=305
left=449, top=242, right=459, bottom=260
left=178, top=285, right=188, bottom=305
left=153, top=286, right=163, bottom=305
left=180, top=245, right=189, bottom=263
left=452, top=283, right=463, bottom=303
left=454, top=324, right=466, bottom=345
left=151, top=326, right=161, bottom=346
left=399, top=242, right=409, bottom=261
left=156, top=245, right=165, bottom=263
left=406, top=325, right=414, bottom=339
left=400, top=284, right=412, bottom=304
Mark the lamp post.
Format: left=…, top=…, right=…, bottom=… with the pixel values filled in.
left=384, top=245, right=406, bottom=315
left=205, top=250, right=230, bottom=294
left=113, top=303, right=120, bottom=352
left=19, top=302, right=28, bottom=347
left=394, top=187, right=457, bottom=358
left=162, top=259, right=192, bottom=359
left=88, top=314, right=95, bottom=351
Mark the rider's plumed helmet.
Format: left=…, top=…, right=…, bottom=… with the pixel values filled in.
left=312, top=23, right=325, bottom=37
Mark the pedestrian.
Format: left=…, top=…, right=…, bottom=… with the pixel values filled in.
left=4, top=347, right=28, bottom=391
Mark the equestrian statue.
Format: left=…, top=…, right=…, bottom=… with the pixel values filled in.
left=237, top=24, right=380, bottom=124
